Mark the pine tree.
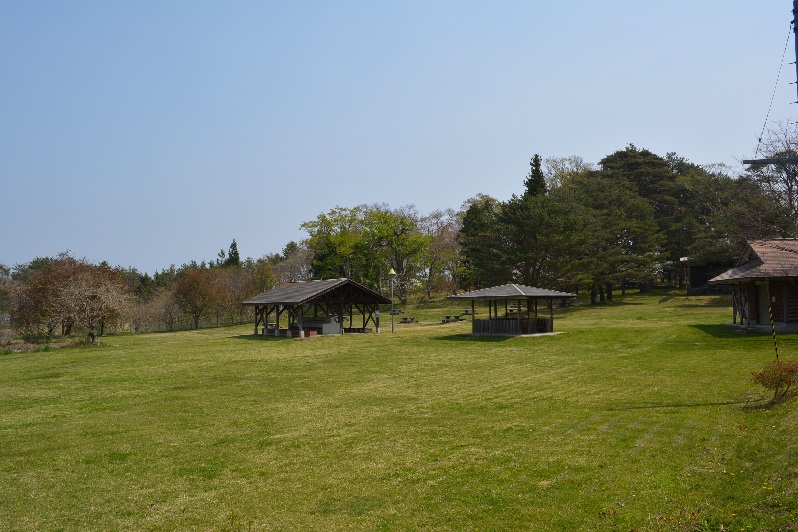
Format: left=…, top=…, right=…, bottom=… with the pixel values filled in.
left=224, top=239, right=241, bottom=268
left=523, top=154, right=546, bottom=197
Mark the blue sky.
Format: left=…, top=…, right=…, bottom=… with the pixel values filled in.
left=1, top=1, right=795, bottom=274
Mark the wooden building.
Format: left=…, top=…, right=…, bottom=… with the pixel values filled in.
left=448, top=284, right=576, bottom=336
left=708, top=239, right=798, bottom=329
left=242, top=278, right=390, bottom=337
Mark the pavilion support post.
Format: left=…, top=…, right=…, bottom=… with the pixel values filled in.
left=298, top=305, right=305, bottom=339
left=471, top=300, right=475, bottom=334
left=254, top=305, right=259, bottom=335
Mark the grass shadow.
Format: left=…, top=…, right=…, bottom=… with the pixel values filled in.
left=609, top=398, right=759, bottom=411
left=429, top=334, right=514, bottom=343
left=229, top=334, right=293, bottom=342
left=689, top=324, right=771, bottom=339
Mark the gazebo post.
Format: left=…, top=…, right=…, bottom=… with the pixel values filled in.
left=298, top=305, right=305, bottom=339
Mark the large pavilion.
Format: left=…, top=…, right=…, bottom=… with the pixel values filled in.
left=448, top=284, right=577, bottom=336
left=242, top=278, right=391, bottom=337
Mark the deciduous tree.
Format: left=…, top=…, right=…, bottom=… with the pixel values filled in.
left=418, top=209, right=461, bottom=298
left=173, top=268, right=220, bottom=329
left=58, top=264, right=131, bottom=344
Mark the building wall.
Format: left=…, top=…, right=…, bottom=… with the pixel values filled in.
left=738, top=281, right=798, bottom=324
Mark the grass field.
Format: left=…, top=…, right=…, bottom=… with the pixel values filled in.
left=1, top=290, right=797, bottom=530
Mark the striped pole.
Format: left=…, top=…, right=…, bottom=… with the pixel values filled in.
left=769, top=303, right=779, bottom=361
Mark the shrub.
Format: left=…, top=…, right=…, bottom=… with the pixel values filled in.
left=752, top=359, right=798, bottom=400
left=0, top=329, right=13, bottom=347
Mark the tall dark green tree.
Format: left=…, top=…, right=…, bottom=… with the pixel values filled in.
left=224, top=239, right=241, bottom=268
left=523, top=154, right=546, bottom=197
left=458, top=194, right=510, bottom=288
left=565, top=171, right=662, bottom=301
left=495, top=191, right=591, bottom=288
left=599, top=145, right=686, bottom=285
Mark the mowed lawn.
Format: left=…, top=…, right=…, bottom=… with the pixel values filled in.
left=1, top=291, right=797, bottom=530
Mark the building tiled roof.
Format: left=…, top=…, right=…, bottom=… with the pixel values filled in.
left=709, top=239, right=798, bottom=284
left=242, top=278, right=390, bottom=306
left=447, top=283, right=576, bottom=301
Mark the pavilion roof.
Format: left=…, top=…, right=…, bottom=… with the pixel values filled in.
left=447, top=283, right=576, bottom=301
left=242, top=278, right=390, bottom=306
left=709, top=240, right=798, bottom=284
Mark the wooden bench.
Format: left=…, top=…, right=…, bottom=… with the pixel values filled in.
left=389, top=309, right=404, bottom=315
left=442, top=314, right=463, bottom=323
left=399, top=317, right=416, bottom=324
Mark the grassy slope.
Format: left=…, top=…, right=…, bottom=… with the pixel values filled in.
left=0, top=291, right=796, bottom=530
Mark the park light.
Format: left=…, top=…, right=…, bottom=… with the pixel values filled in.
left=388, top=268, right=397, bottom=333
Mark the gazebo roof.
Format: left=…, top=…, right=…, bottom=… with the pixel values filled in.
left=709, top=240, right=798, bottom=284
left=242, top=278, right=390, bottom=306
left=448, top=283, right=576, bottom=301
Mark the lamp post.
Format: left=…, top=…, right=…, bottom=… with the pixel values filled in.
left=388, top=267, right=396, bottom=333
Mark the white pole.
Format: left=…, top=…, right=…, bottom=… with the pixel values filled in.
left=391, top=276, right=395, bottom=333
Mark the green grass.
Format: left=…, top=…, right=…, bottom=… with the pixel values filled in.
left=1, top=290, right=797, bottom=530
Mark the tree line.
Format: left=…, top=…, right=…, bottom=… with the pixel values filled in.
left=2, top=129, right=797, bottom=344
left=1, top=240, right=308, bottom=343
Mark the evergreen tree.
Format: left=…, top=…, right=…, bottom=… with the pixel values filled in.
left=224, top=239, right=241, bottom=268
left=458, top=194, right=511, bottom=288
left=523, top=154, right=546, bottom=197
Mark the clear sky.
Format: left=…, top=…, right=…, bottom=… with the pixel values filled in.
left=2, top=1, right=795, bottom=274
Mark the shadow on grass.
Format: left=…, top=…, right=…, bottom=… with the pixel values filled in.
left=429, top=334, right=514, bottom=343
left=689, top=324, right=771, bottom=338
left=229, top=334, right=293, bottom=342
left=609, top=398, right=760, bottom=411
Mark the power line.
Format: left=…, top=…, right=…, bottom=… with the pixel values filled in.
left=756, top=22, right=794, bottom=156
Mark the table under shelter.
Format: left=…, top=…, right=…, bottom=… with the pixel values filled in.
left=448, top=284, right=577, bottom=336
left=242, top=278, right=391, bottom=337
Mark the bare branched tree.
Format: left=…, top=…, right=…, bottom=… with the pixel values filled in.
left=747, top=122, right=798, bottom=220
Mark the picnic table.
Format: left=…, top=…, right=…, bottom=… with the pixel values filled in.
left=389, top=309, right=403, bottom=315
left=442, top=314, right=463, bottom=323
left=399, top=316, right=416, bottom=324
left=460, top=309, right=479, bottom=316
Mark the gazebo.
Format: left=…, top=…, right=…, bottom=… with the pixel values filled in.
left=242, top=278, right=391, bottom=337
left=448, top=284, right=577, bottom=336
